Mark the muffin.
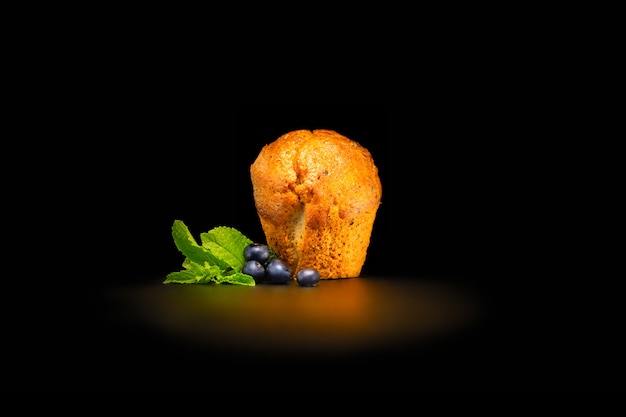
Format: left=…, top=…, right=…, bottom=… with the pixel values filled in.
left=250, top=129, right=382, bottom=279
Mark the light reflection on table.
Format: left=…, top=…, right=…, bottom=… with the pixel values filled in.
left=106, top=276, right=481, bottom=356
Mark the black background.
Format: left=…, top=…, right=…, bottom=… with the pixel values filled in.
left=15, top=104, right=623, bottom=390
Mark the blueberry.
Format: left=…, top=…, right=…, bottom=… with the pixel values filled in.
left=241, top=260, right=266, bottom=282
left=265, top=258, right=291, bottom=284
left=243, top=243, right=270, bottom=264
left=296, top=268, right=320, bottom=287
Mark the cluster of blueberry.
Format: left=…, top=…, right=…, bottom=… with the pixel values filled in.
left=242, top=243, right=320, bottom=287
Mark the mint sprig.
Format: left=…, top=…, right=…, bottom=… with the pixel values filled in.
left=164, top=219, right=256, bottom=286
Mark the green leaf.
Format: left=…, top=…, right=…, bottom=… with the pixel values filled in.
left=165, top=220, right=257, bottom=286
left=201, top=226, right=253, bottom=271
left=219, top=272, right=256, bottom=286
left=164, top=270, right=202, bottom=284
left=171, top=220, right=223, bottom=266
left=196, top=264, right=223, bottom=284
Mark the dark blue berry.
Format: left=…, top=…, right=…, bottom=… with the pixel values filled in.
left=265, top=258, right=291, bottom=284
left=296, top=268, right=320, bottom=287
left=242, top=260, right=266, bottom=282
left=243, top=243, right=270, bottom=264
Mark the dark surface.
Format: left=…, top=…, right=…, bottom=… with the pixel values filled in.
left=13, top=105, right=623, bottom=390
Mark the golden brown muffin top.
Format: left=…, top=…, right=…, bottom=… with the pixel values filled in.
left=250, top=129, right=382, bottom=224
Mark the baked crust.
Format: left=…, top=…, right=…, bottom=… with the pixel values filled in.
left=250, top=129, right=382, bottom=279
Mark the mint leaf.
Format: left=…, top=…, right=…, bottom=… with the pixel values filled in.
left=164, top=270, right=200, bottom=284
left=164, top=262, right=221, bottom=284
left=165, top=220, right=257, bottom=286
left=201, top=226, right=253, bottom=272
left=219, top=271, right=256, bottom=286
left=195, top=264, right=223, bottom=284
left=171, top=220, right=223, bottom=266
